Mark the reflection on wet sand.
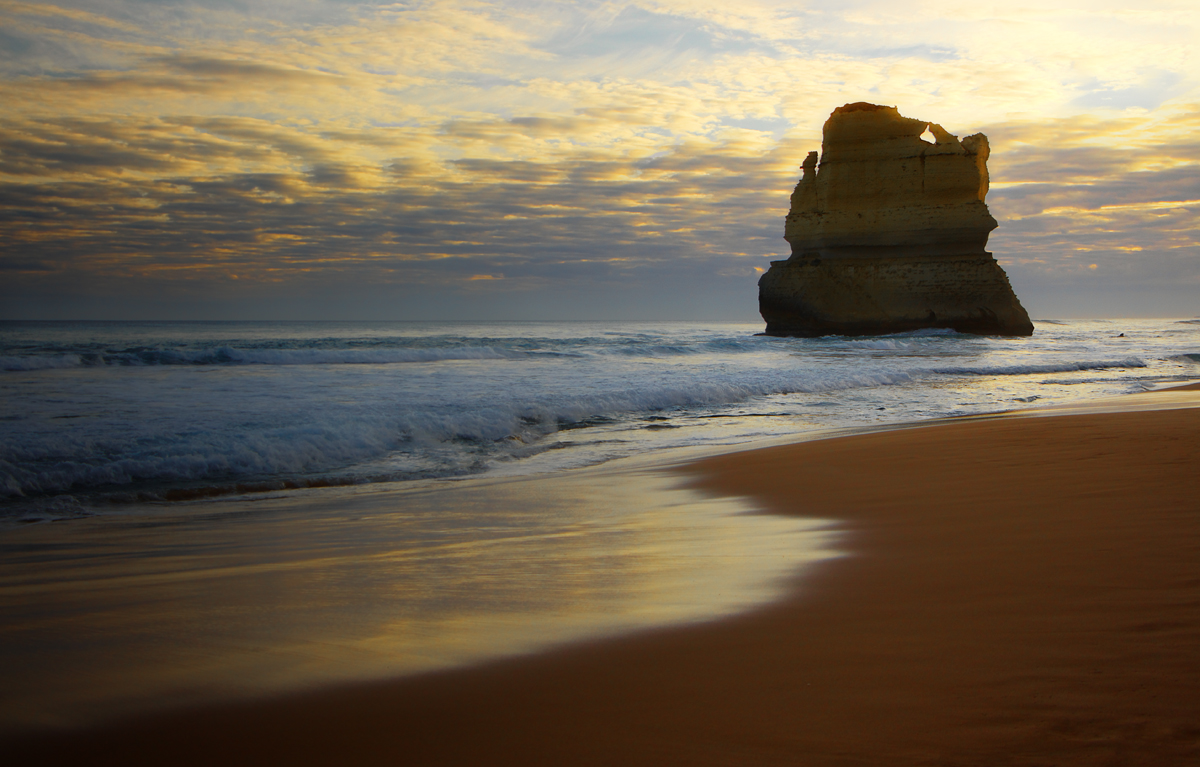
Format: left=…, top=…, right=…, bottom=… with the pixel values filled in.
left=0, top=465, right=837, bottom=734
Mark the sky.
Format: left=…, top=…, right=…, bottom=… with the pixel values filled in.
left=1, top=0, right=1197, bottom=321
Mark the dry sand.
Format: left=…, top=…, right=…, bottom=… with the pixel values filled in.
left=11, top=405, right=1200, bottom=766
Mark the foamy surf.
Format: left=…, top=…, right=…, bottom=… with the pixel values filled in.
left=1, top=319, right=1197, bottom=516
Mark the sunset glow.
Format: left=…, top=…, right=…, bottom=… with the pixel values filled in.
left=2, top=0, right=1197, bottom=319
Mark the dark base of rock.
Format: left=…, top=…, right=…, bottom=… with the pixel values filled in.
left=759, top=254, right=1034, bottom=337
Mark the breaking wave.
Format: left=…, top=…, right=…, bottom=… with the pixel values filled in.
left=0, top=337, right=780, bottom=371
left=0, top=352, right=1169, bottom=502
left=0, top=369, right=919, bottom=500
left=3, top=319, right=1193, bottom=511
left=1, top=346, right=516, bottom=370
left=0, top=354, right=87, bottom=371
left=927, top=358, right=1147, bottom=376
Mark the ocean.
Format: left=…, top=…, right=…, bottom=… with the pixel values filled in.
left=3, top=318, right=1197, bottom=520
left=1, top=318, right=1198, bottom=730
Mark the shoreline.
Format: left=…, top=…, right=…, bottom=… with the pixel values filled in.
left=0, top=452, right=838, bottom=735
left=9, top=389, right=1200, bottom=765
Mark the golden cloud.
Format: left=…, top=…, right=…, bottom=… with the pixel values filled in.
left=1, top=0, right=1197, bottom=318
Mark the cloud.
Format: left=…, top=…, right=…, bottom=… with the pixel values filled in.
left=1, top=0, right=1198, bottom=319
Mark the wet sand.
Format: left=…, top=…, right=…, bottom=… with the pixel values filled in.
left=0, top=467, right=833, bottom=734
left=11, top=400, right=1200, bottom=766
left=1158, top=381, right=1200, bottom=391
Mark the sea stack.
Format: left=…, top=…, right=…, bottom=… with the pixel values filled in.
left=759, top=103, right=1033, bottom=337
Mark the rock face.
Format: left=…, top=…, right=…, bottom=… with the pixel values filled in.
left=759, top=102, right=1033, bottom=337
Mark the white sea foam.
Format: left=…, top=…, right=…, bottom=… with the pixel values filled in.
left=0, top=354, right=86, bottom=371
left=844, top=339, right=920, bottom=351
left=0, top=368, right=915, bottom=498
left=1, top=346, right=517, bottom=369
left=2, top=319, right=1197, bottom=509
left=928, top=357, right=1147, bottom=376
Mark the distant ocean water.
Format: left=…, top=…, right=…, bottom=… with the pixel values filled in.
left=2, top=319, right=1198, bottom=522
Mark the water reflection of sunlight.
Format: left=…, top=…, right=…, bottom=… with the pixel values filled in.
left=0, top=467, right=838, bottom=733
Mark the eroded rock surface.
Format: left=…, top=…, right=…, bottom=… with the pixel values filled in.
left=760, top=102, right=1033, bottom=337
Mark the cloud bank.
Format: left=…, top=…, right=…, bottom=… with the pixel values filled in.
left=2, top=0, right=1197, bottom=319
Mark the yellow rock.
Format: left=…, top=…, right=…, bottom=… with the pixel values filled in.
left=761, top=103, right=1033, bottom=337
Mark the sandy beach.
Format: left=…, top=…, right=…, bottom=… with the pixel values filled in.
left=10, top=395, right=1200, bottom=766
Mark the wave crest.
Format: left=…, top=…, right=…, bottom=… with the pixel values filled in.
left=1, top=346, right=515, bottom=370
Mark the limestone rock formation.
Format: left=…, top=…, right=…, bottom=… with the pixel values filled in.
left=759, top=102, right=1033, bottom=337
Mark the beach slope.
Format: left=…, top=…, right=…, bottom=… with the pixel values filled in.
left=12, top=405, right=1200, bottom=766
